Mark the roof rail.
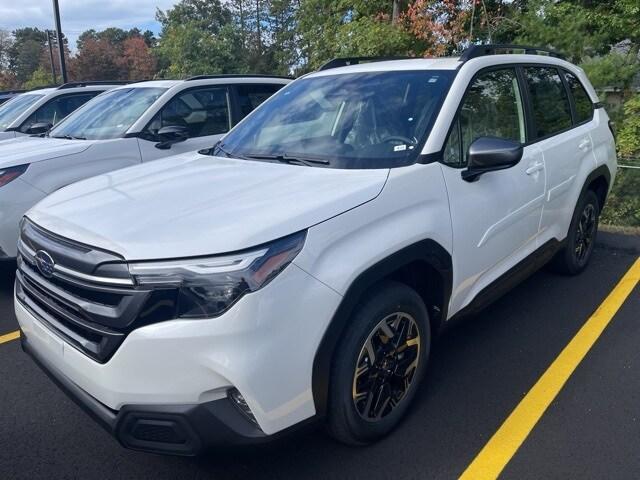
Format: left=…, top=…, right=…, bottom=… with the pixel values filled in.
left=0, top=89, right=26, bottom=95
left=319, top=56, right=411, bottom=71
left=185, top=74, right=293, bottom=81
left=459, top=44, right=566, bottom=62
left=57, top=81, right=131, bottom=90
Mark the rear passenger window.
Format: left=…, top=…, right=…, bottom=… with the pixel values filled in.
left=236, top=84, right=283, bottom=120
left=524, top=67, right=572, bottom=138
left=443, top=68, right=525, bottom=167
left=146, top=87, right=231, bottom=139
left=564, top=72, right=593, bottom=124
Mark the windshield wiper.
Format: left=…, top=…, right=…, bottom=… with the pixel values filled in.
left=50, top=135, right=86, bottom=140
left=210, top=142, right=249, bottom=160
left=244, top=153, right=330, bottom=167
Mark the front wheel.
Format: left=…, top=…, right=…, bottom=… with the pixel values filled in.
left=326, top=281, right=431, bottom=445
left=550, top=190, right=600, bottom=275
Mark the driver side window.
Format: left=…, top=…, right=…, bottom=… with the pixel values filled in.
left=443, top=68, right=525, bottom=167
left=145, top=87, right=231, bottom=140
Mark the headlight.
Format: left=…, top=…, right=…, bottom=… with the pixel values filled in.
left=128, top=231, right=306, bottom=318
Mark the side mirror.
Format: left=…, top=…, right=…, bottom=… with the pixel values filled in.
left=25, top=122, right=52, bottom=136
left=461, top=136, right=523, bottom=182
left=155, top=125, right=189, bottom=150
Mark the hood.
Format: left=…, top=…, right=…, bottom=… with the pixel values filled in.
left=0, top=137, right=93, bottom=169
left=0, top=131, right=16, bottom=141
left=28, top=153, right=389, bottom=260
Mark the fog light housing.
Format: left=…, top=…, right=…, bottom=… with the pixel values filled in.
left=229, top=388, right=258, bottom=426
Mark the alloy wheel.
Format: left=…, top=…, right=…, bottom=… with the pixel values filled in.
left=352, top=312, right=421, bottom=421
left=574, top=203, right=597, bottom=264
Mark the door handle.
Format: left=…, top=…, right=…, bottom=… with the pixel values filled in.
left=525, top=161, right=544, bottom=175
left=578, top=138, right=591, bottom=151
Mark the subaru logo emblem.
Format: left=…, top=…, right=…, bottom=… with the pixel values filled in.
left=35, top=250, right=55, bottom=278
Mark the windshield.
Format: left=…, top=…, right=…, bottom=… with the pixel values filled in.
left=0, top=94, right=44, bottom=130
left=217, top=70, right=454, bottom=168
left=50, top=87, right=167, bottom=140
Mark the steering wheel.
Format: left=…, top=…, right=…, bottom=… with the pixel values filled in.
left=381, top=135, right=416, bottom=146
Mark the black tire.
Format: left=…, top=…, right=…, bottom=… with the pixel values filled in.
left=326, top=280, right=431, bottom=445
left=549, top=190, right=600, bottom=275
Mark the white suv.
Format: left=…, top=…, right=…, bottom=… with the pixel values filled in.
left=0, top=76, right=289, bottom=261
left=15, top=46, right=616, bottom=455
left=0, top=82, right=122, bottom=140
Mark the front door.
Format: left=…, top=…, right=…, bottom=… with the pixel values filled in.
left=440, top=67, right=546, bottom=315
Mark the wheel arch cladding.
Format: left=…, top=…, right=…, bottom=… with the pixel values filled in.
left=584, top=166, right=611, bottom=210
left=311, top=239, right=452, bottom=416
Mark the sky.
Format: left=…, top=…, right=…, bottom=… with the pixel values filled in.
left=0, top=0, right=178, bottom=51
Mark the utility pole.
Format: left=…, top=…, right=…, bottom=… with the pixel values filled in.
left=52, top=0, right=68, bottom=83
left=46, top=30, right=57, bottom=84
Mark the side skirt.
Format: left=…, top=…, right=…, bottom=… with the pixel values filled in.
left=448, top=239, right=564, bottom=322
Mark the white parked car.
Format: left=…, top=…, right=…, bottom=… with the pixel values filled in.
left=0, top=76, right=289, bottom=261
left=0, top=89, right=26, bottom=106
left=0, top=82, right=122, bottom=140
left=15, top=46, right=616, bottom=455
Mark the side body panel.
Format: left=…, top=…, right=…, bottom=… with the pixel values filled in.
left=294, top=162, right=453, bottom=296
left=440, top=143, right=546, bottom=315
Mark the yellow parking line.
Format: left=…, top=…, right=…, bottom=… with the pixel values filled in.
left=0, top=330, right=20, bottom=345
left=460, top=257, right=640, bottom=480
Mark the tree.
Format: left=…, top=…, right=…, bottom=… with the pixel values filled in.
left=156, top=0, right=244, bottom=76
left=23, top=67, right=52, bottom=89
left=296, top=0, right=421, bottom=70
left=120, top=37, right=157, bottom=80
left=8, top=28, right=48, bottom=84
left=73, top=38, right=124, bottom=80
left=0, top=29, right=13, bottom=71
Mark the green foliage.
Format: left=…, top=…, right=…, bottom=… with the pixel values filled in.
left=581, top=52, right=640, bottom=91
left=155, top=23, right=244, bottom=77
left=22, top=67, right=51, bottom=90
left=601, top=169, right=640, bottom=227
left=296, top=0, right=420, bottom=70
left=617, top=95, right=640, bottom=160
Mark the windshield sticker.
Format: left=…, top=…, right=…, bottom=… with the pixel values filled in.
left=394, top=144, right=408, bottom=152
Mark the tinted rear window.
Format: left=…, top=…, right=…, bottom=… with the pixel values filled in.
left=524, top=67, right=572, bottom=139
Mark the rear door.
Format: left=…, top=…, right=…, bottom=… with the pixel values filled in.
left=440, top=66, right=546, bottom=314
left=523, top=67, right=598, bottom=244
left=137, top=86, right=233, bottom=161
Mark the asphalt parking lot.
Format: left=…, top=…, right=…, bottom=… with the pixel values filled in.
left=0, top=232, right=638, bottom=480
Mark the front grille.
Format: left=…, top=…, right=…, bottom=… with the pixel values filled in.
left=15, top=220, right=177, bottom=363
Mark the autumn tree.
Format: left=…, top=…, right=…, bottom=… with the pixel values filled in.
left=73, top=38, right=124, bottom=80
left=120, top=36, right=157, bottom=80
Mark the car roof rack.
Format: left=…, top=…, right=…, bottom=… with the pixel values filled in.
left=459, top=44, right=566, bottom=62
left=57, top=81, right=131, bottom=90
left=319, top=56, right=411, bottom=71
left=185, top=74, right=293, bottom=81
left=0, top=89, right=26, bottom=95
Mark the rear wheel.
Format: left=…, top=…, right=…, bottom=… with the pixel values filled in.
left=550, top=190, right=600, bottom=275
left=326, top=281, right=430, bottom=445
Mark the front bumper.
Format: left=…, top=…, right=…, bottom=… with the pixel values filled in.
left=15, top=262, right=343, bottom=443
left=21, top=331, right=267, bottom=455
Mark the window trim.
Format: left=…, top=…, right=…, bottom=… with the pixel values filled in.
left=522, top=65, right=574, bottom=143
left=139, top=85, right=233, bottom=142
left=16, top=92, right=101, bottom=132
left=560, top=68, right=595, bottom=127
left=437, top=62, right=598, bottom=170
left=438, top=64, right=527, bottom=169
